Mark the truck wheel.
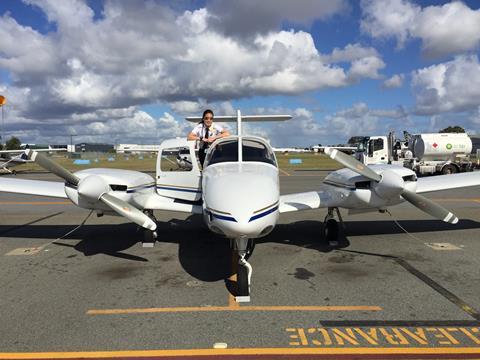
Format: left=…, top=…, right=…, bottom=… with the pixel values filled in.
left=442, top=164, right=457, bottom=175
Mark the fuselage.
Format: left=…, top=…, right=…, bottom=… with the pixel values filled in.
left=202, top=162, right=279, bottom=238
left=201, top=136, right=280, bottom=239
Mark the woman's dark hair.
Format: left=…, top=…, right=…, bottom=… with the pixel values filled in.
left=201, top=109, right=214, bottom=123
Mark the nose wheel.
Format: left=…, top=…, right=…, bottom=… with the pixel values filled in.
left=234, top=237, right=254, bottom=302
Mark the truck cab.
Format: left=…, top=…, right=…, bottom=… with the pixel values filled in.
left=356, top=136, right=389, bottom=165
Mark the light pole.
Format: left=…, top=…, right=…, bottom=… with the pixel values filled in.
left=0, top=95, right=6, bottom=149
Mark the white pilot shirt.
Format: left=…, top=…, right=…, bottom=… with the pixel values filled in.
left=191, top=123, right=224, bottom=139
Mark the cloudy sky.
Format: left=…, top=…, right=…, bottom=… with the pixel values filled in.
left=1, top=0, right=480, bottom=147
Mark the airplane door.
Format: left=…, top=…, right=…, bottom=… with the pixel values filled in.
left=156, top=139, right=202, bottom=201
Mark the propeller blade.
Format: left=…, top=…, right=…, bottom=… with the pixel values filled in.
left=401, top=190, right=458, bottom=224
left=100, top=193, right=157, bottom=231
left=325, top=148, right=381, bottom=182
left=26, top=149, right=80, bottom=186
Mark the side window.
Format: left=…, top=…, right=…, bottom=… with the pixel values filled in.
left=161, top=147, right=193, bottom=172
left=368, top=140, right=374, bottom=157
left=373, top=138, right=384, bottom=152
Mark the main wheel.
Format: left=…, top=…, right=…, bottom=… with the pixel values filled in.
left=325, top=218, right=339, bottom=243
left=442, top=164, right=457, bottom=175
left=237, top=264, right=249, bottom=296
left=143, top=229, right=156, bottom=247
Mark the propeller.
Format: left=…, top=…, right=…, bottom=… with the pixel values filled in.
left=25, top=150, right=157, bottom=230
left=324, top=148, right=458, bottom=224
left=26, top=149, right=80, bottom=186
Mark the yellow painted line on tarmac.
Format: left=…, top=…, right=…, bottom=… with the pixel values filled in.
left=87, top=305, right=381, bottom=315
left=0, top=201, right=71, bottom=205
left=1, top=347, right=480, bottom=359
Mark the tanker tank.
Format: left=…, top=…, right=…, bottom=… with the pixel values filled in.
left=412, top=133, right=472, bottom=161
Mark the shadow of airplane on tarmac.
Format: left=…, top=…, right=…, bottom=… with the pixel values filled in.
left=1, top=215, right=479, bottom=286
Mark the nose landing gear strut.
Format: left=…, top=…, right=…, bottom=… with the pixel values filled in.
left=234, top=237, right=254, bottom=302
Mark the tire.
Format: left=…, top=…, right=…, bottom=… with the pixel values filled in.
left=442, top=164, right=457, bottom=175
left=143, top=229, right=155, bottom=244
left=325, top=219, right=339, bottom=243
left=237, top=265, right=249, bottom=296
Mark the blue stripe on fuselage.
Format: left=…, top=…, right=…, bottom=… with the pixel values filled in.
left=207, top=210, right=237, bottom=222
left=156, top=186, right=201, bottom=194
left=248, top=205, right=278, bottom=222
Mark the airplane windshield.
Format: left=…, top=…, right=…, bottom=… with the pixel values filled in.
left=242, top=139, right=276, bottom=166
left=206, top=140, right=239, bottom=165
left=205, top=139, right=276, bottom=167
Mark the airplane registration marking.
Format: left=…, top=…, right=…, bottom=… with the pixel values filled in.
left=2, top=347, right=480, bottom=359
left=286, top=327, right=480, bottom=347
left=87, top=305, right=382, bottom=315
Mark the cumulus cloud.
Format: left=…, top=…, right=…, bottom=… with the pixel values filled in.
left=207, top=0, right=349, bottom=39
left=412, top=55, right=480, bottom=115
left=323, top=43, right=380, bottom=63
left=347, top=56, right=385, bottom=80
left=383, top=74, right=404, bottom=88
left=361, top=0, right=480, bottom=58
left=240, top=103, right=410, bottom=147
left=0, top=1, right=390, bottom=145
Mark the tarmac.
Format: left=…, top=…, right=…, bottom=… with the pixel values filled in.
left=1, top=170, right=480, bottom=359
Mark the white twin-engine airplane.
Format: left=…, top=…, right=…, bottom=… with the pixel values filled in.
left=0, top=148, right=67, bottom=174
left=1, top=110, right=480, bottom=302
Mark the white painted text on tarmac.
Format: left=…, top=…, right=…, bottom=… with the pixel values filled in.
left=286, top=327, right=480, bottom=346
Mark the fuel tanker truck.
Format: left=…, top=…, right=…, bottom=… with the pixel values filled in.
left=355, top=132, right=474, bottom=175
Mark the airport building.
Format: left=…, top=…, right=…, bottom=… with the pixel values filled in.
left=116, top=144, right=161, bottom=153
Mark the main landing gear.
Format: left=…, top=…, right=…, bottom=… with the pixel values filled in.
left=142, top=210, right=158, bottom=248
left=324, top=207, right=344, bottom=247
left=233, top=237, right=254, bottom=302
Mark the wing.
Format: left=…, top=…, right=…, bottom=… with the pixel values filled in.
left=0, top=178, right=68, bottom=198
left=279, top=186, right=348, bottom=213
left=132, top=192, right=202, bottom=214
left=416, top=171, right=480, bottom=193
left=0, top=148, right=66, bottom=154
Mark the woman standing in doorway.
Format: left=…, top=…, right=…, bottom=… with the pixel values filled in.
left=187, top=109, right=230, bottom=166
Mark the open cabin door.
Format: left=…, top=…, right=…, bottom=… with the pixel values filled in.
left=156, top=139, right=202, bottom=201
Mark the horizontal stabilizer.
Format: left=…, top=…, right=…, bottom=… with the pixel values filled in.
left=185, top=115, right=291, bottom=123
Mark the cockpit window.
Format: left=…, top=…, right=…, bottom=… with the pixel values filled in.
left=242, top=139, right=276, bottom=166
left=205, top=139, right=276, bottom=167
left=206, top=140, right=239, bottom=165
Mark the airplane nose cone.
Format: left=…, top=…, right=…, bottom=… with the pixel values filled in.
left=204, top=172, right=279, bottom=238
